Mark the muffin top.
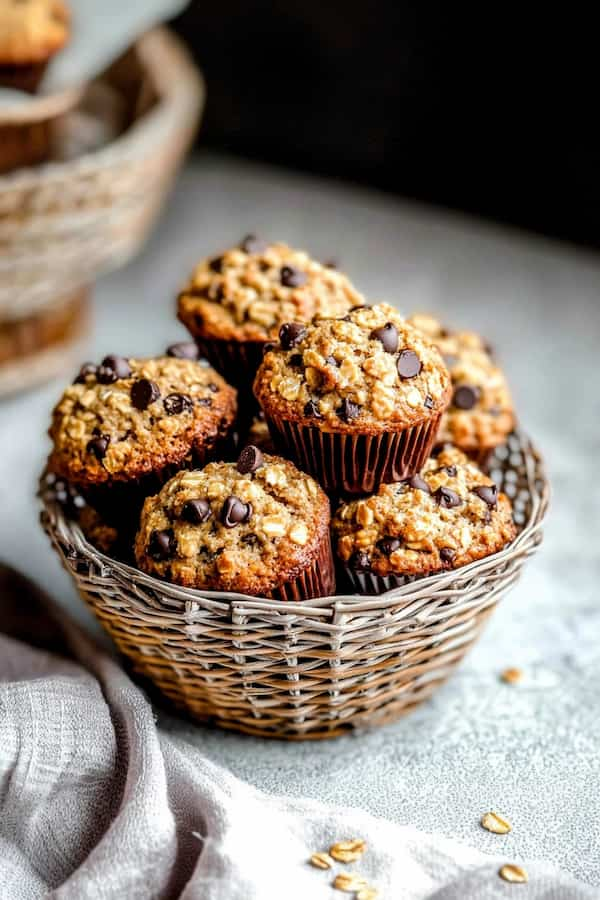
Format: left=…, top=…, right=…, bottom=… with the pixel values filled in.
left=177, top=237, right=364, bottom=343
left=0, top=0, right=69, bottom=64
left=48, top=350, right=237, bottom=485
left=408, top=313, right=514, bottom=452
left=332, top=446, right=516, bottom=578
left=135, top=449, right=331, bottom=595
left=254, top=303, right=452, bottom=433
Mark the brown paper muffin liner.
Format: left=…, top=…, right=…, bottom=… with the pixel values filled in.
left=194, top=337, right=264, bottom=423
left=78, top=439, right=228, bottom=533
left=263, top=411, right=444, bottom=496
left=271, top=530, right=336, bottom=601
left=342, top=565, right=423, bottom=596
left=0, top=62, right=47, bottom=95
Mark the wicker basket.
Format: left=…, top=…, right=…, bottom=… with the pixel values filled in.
left=0, top=28, right=204, bottom=319
left=41, top=430, right=549, bottom=740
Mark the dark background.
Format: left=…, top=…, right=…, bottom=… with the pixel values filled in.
left=172, top=2, right=599, bottom=248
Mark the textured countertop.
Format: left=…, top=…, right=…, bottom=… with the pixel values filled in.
left=2, top=153, right=598, bottom=886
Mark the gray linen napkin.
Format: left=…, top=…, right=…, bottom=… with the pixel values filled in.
left=0, top=565, right=594, bottom=900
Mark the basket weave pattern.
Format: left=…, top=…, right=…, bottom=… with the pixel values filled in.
left=42, top=430, right=548, bottom=739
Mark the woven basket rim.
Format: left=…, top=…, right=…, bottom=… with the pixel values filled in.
left=41, top=428, right=550, bottom=614
left=0, top=27, right=205, bottom=188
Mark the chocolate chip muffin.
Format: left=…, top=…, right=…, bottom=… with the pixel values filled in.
left=408, top=313, right=515, bottom=464
left=0, top=0, right=70, bottom=93
left=253, top=303, right=452, bottom=494
left=332, top=446, right=516, bottom=594
left=47, top=352, right=237, bottom=526
left=135, top=447, right=335, bottom=600
left=177, top=237, right=364, bottom=397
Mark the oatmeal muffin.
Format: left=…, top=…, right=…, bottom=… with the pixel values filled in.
left=253, top=303, right=452, bottom=494
left=47, top=352, right=237, bottom=525
left=0, top=0, right=70, bottom=93
left=135, top=447, right=335, bottom=600
left=408, top=313, right=515, bottom=464
left=332, top=446, right=516, bottom=594
left=177, top=237, right=364, bottom=393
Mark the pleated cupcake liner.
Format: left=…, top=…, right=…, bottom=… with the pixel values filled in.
left=194, top=337, right=264, bottom=422
left=271, top=530, right=336, bottom=601
left=342, top=565, right=424, bottom=596
left=264, top=411, right=444, bottom=496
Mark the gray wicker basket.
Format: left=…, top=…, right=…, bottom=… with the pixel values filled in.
left=41, top=430, right=549, bottom=740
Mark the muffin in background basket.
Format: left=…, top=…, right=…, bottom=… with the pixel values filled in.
left=177, top=237, right=364, bottom=393
left=47, top=351, right=237, bottom=528
left=254, top=303, right=452, bottom=495
left=0, top=0, right=70, bottom=93
left=332, top=445, right=516, bottom=595
left=135, top=446, right=335, bottom=600
left=408, top=313, right=515, bottom=465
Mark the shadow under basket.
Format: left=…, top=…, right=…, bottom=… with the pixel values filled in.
left=41, top=430, right=549, bottom=740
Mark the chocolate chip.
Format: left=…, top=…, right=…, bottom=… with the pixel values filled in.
left=443, top=465, right=458, bottom=477
left=181, top=498, right=211, bottom=524
left=197, top=397, right=212, bottom=407
left=325, top=355, right=339, bottom=367
left=241, top=533, right=259, bottom=546
left=96, top=365, right=118, bottom=385
left=87, top=434, right=110, bottom=459
left=289, top=353, right=303, bottom=367
left=406, top=474, right=431, bottom=494
left=280, top=265, right=308, bottom=288
left=74, top=362, right=97, bottom=384
left=397, top=349, right=422, bottom=379
left=263, top=341, right=278, bottom=356
left=304, top=399, right=322, bottom=418
left=279, top=322, right=307, bottom=350
left=208, top=382, right=218, bottom=392
left=370, top=322, right=399, bottom=353
left=440, top=547, right=456, bottom=563
left=237, top=444, right=264, bottom=474
left=148, top=528, right=175, bottom=561
left=337, top=398, right=360, bottom=422
left=101, top=355, right=131, bottom=379
left=453, top=384, right=481, bottom=410
left=208, top=256, right=223, bottom=273
left=424, top=394, right=434, bottom=409
left=221, top=496, right=252, bottom=528
left=435, top=486, right=462, bottom=508
left=350, top=550, right=371, bottom=572
left=378, top=537, right=401, bottom=555
left=131, top=379, right=160, bottom=410
left=163, top=393, right=193, bottom=415
left=323, top=259, right=337, bottom=268
left=241, top=234, right=268, bottom=254
left=472, top=484, right=498, bottom=508
left=167, top=341, right=199, bottom=360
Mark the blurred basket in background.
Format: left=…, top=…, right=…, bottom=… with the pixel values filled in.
left=0, top=26, right=204, bottom=324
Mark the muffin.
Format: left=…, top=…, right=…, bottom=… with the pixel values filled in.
left=408, top=313, right=515, bottom=465
left=0, top=0, right=70, bottom=93
left=135, top=447, right=335, bottom=600
left=177, top=237, right=364, bottom=398
left=253, top=303, right=452, bottom=495
left=332, top=446, right=516, bottom=594
left=47, top=352, right=237, bottom=526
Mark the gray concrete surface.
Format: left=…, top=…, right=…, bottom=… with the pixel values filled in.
left=1, top=153, right=599, bottom=885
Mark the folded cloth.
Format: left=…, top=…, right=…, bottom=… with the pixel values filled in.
left=0, top=564, right=594, bottom=900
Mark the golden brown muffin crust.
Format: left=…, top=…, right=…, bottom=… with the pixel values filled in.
left=0, top=0, right=69, bottom=64
left=135, top=451, right=331, bottom=595
left=408, top=313, right=515, bottom=452
left=254, top=303, right=452, bottom=434
left=48, top=355, right=237, bottom=486
left=177, top=239, right=364, bottom=343
left=332, top=446, right=516, bottom=578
